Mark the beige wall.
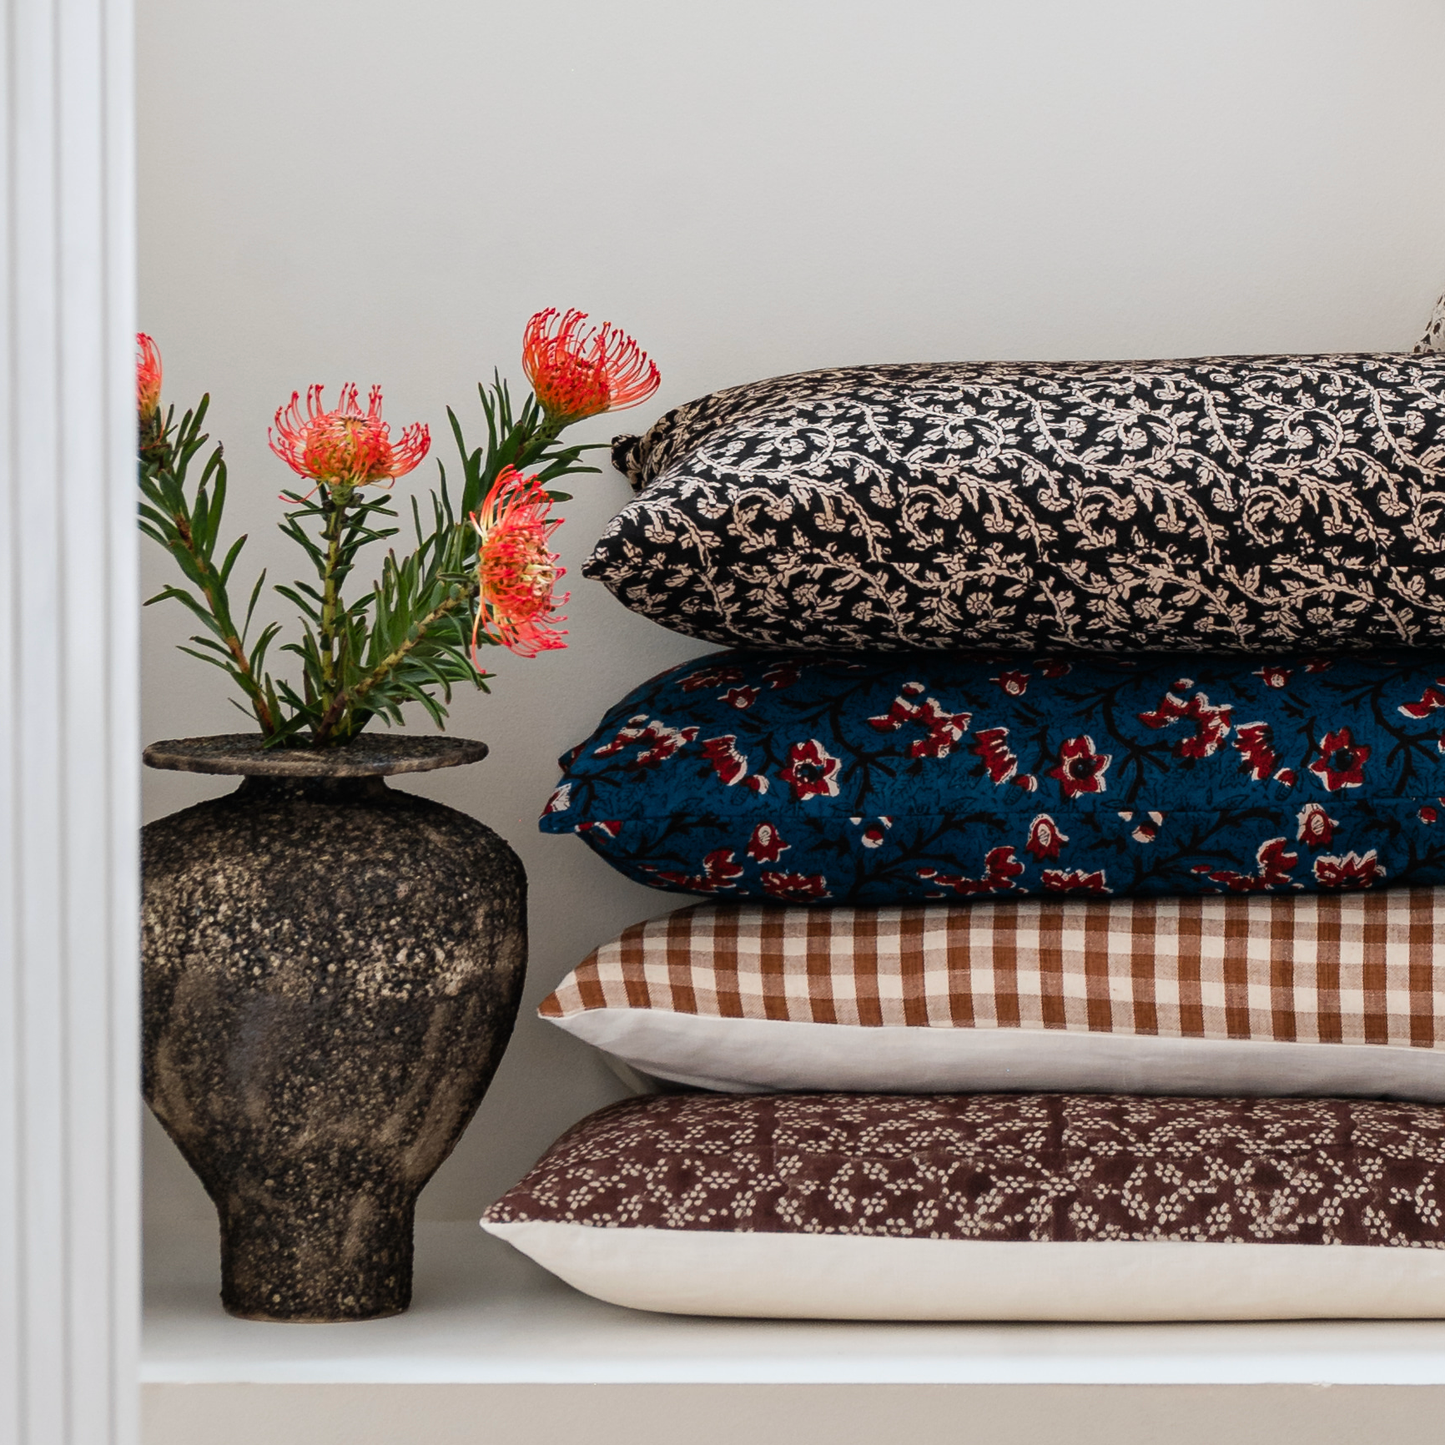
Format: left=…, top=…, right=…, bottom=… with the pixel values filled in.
left=138, top=0, right=1445, bottom=1230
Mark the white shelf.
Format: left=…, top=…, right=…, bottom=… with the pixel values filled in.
left=143, top=1220, right=1445, bottom=1387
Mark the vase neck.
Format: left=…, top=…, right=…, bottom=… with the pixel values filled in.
left=234, top=775, right=392, bottom=805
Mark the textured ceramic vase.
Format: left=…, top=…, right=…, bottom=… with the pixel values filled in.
left=141, top=734, right=526, bottom=1323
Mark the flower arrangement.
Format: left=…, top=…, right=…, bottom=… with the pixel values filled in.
left=136, top=309, right=658, bottom=746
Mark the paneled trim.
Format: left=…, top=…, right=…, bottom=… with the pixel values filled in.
left=1, top=1, right=137, bottom=1442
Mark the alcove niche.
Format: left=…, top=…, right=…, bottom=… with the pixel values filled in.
left=16, top=1, right=1445, bottom=1442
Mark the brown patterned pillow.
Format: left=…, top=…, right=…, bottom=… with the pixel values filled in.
left=482, top=1091, right=1445, bottom=1320
left=539, top=891, right=1445, bottom=1101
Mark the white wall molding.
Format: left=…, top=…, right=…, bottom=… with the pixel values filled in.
left=2, top=1, right=138, bottom=1442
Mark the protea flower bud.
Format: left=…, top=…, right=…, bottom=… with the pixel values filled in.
left=269, top=384, right=430, bottom=492
left=522, top=308, right=659, bottom=429
left=469, top=466, right=568, bottom=661
left=135, top=333, right=163, bottom=427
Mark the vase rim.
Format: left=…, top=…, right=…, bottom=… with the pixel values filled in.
left=143, top=733, right=489, bottom=778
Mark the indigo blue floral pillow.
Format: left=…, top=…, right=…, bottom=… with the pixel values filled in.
left=541, top=650, right=1445, bottom=905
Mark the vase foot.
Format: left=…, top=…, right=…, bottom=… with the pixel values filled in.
left=217, top=1196, right=416, bottom=1323
left=222, top=1303, right=409, bottom=1324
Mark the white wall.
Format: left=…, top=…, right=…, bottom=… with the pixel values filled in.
left=138, top=0, right=1445, bottom=1230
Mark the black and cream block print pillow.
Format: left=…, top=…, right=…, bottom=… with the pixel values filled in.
left=588, top=354, right=1445, bottom=653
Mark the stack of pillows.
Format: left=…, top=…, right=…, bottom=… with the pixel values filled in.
left=482, top=352, right=1445, bottom=1321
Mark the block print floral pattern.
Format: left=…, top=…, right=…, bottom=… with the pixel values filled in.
left=540, top=649, right=1445, bottom=905
left=591, top=354, right=1445, bottom=653
left=485, top=1092, right=1445, bottom=1250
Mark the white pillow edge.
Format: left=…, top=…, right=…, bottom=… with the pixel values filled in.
left=482, top=1220, right=1445, bottom=1321
left=545, top=1009, right=1445, bottom=1100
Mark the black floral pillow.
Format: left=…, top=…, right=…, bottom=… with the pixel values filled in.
left=588, top=354, right=1445, bottom=653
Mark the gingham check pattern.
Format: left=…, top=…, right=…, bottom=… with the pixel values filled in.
left=540, top=891, right=1445, bottom=1047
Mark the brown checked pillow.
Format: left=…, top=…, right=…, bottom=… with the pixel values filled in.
left=540, top=891, right=1445, bottom=1101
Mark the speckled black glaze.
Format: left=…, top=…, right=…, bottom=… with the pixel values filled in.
left=144, top=732, right=489, bottom=778
left=142, top=757, right=525, bottom=1323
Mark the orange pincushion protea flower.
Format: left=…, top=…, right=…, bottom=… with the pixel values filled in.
left=136, top=333, right=163, bottom=421
left=469, top=466, right=569, bottom=661
left=268, top=384, right=430, bottom=490
left=522, top=308, right=660, bottom=427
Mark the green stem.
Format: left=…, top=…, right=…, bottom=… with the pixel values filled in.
left=354, top=591, right=474, bottom=705
left=318, top=484, right=350, bottom=718
left=163, top=485, right=278, bottom=739
left=312, top=587, right=476, bottom=747
left=510, top=414, right=563, bottom=473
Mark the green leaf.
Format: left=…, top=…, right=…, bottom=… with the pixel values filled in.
left=175, top=644, right=238, bottom=675
left=249, top=621, right=281, bottom=674
left=218, top=534, right=248, bottom=587
left=273, top=584, right=322, bottom=623
left=242, top=567, right=268, bottom=635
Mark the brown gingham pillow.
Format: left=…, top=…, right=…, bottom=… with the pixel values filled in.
left=539, top=890, right=1445, bottom=1100
left=482, top=1091, right=1445, bottom=1319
